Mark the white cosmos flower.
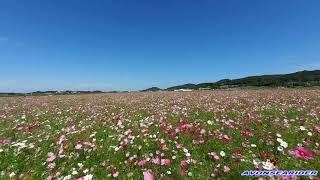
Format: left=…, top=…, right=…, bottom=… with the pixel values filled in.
left=262, top=161, right=275, bottom=170
left=253, top=159, right=259, bottom=166
left=251, top=144, right=257, bottom=147
left=276, top=133, right=282, bottom=138
left=276, top=138, right=283, bottom=143
left=77, top=163, right=83, bottom=168
left=280, top=141, right=288, bottom=148
left=277, top=146, right=284, bottom=152
left=9, top=172, right=15, bottom=178
left=300, top=126, right=306, bottom=131
left=220, top=151, right=226, bottom=157
left=307, top=132, right=312, bottom=136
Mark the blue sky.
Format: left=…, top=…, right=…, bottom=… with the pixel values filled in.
left=0, top=0, right=320, bottom=92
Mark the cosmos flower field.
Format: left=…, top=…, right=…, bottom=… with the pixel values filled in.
left=0, top=90, right=319, bottom=179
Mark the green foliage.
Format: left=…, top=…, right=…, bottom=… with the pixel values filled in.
left=165, top=70, right=320, bottom=90
left=141, top=87, right=162, bottom=92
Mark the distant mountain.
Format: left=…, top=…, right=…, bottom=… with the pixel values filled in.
left=164, top=70, right=320, bottom=91
left=166, top=83, right=197, bottom=91
left=141, top=87, right=162, bottom=92
left=2, top=70, right=320, bottom=97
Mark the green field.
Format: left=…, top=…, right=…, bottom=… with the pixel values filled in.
left=0, top=90, right=319, bottom=179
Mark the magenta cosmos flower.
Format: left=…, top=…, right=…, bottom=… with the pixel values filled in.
left=290, top=146, right=314, bottom=160
left=144, top=169, right=154, bottom=180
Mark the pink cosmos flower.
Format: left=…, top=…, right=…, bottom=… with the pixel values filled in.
left=289, top=146, right=314, bottom=160
left=57, top=135, right=66, bottom=145
left=224, top=166, right=230, bottom=173
left=162, top=144, right=169, bottom=151
left=152, top=158, right=160, bottom=165
left=138, top=159, right=148, bottom=166
left=303, top=139, right=310, bottom=145
left=46, top=152, right=56, bottom=162
left=161, top=159, right=171, bottom=166
left=144, top=169, right=154, bottom=180
left=180, top=160, right=188, bottom=167
left=1, top=139, right=11, bottom=145
left=48, top=162, right=56, bottom=170
left=180, top=170, right=187, bottom=176
left=176, top=144, right=183, bottom=149
left=75, top=140, right=96, bottom=150
left=281, top=176, right=297, bottom=180
left=200, top=129, right=206, bottom=135
left=58, top=146, right=65, bottom=158
left=209, top=152, right=220, bottom=160
left=242, top=142, right=249, bottom=147
left=112, top=171, right=119, bottom=178
left=241, top=129, right=252, bottom=136
left=221, top=134, right=231, bottom=143
left=75, top=143, right=83, bottom=149
left=83, top=141, right=96, bottom=149
left=181, top=123, right=193, bottom=129
left=315, top=126, right=320, bottom=133
left=192, top=140, right=197, bottom=144
left=63, top=175, right=71, bottom=180
left=175, top=128, right=180, bottom=133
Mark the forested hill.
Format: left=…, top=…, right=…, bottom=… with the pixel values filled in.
left=145, top=70, right=320, bottom=91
